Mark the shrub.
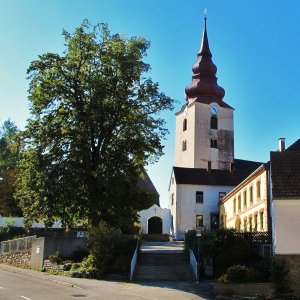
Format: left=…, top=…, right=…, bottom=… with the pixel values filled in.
left=69, top=247, right=89, bottom=263
left=226, top=265, right=249, bottom=283
left=0, top=225, right=26, bottom=242
left=48, top=251, right=63, bottom=264
left=87, top=221, right=138, bottom=276
left=271, top=257, right=293, bottom=296
left=218, top=264, right=260, bottom=283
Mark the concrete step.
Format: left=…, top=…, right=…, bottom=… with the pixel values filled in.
left=134, top=265, right=193, bottom=281
left=134, top=248, right=194, bottom=281
left=141, top=234, right=170, bottom=242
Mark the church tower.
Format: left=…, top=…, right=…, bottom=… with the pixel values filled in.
left=175, top=17, right=234, bottom=170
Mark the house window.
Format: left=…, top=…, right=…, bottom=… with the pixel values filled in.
left=219, top=192, right=226, bottom=202
left=211, top=116, right=218, bottom=129
left=171, top=193, right=174, bottom=206
left=260, top=211, right=264, bottom=230
left=211, top=213, right=219, bottom=230
left=254, top=214, right=258, bottom=231
left=256, top=180, right=261, bottom=200
left=182, top=140, right=187, bottom=151
left=243, top=190, right=247, bottom=208
left=196, top=215, right=203, bottom=228
left=196, top=191, right=204, bottom=203
left=211, top=138, right=218, bottom=148
left=249, top=216, right=253, bottom=231
left=249, top=186, right=253, bottom=204
left=233, top=198, right=236, bottom=214
left=183, top=118, right=187, bottom=131
left=238, top=195, right=241, bottom=212
left=244, top=218, right=247, bottom=231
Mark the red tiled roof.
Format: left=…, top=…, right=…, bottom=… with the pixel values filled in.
left=271, top=151, right=300, bottom=199
left=173, top=159, right=262, bottom=186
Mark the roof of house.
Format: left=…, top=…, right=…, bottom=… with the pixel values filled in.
left=173, top=159, right=263, bottom=186
left=286, top=139, right=300, bottom=151
left=271, top=151, right=300, bottom=199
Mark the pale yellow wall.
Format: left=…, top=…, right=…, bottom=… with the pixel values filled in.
left=273, top=200, right=300, bottom=254
left=220, top=169, right=268, bottom=232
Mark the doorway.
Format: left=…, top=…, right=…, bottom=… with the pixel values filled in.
left=148, top=216, right=163, bottom=234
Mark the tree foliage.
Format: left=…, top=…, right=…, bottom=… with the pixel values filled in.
left=0, top=120, right=22, bottom=216
left=16, top=20, right=173, bottom=228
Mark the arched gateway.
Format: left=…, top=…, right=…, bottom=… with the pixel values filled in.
left=148, top=216, right=162, bottom=234
left=138, top=204, right=171, bottom=234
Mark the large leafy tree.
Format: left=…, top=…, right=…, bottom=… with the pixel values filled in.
left=0, top=120, right=22, bottom=216
left=16, top=20, right=173, bottom=228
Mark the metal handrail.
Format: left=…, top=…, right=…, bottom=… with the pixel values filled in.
left=129, top=242, right=139, bottom=281
left=189, top=248, right=198, bottom=280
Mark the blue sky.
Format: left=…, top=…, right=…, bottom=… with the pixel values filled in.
left=1, top=0, right=300, bottom=208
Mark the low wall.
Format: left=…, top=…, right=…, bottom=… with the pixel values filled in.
left=0, top=251, right=31, bottom=268
left=213, top=282, right=273, bottom=297
left=275, top=254, right=300, bottom=297
left=43, top=260, right=70, bottom=275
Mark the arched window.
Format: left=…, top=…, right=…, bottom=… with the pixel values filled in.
left=211, top=138, right=217, bottom=148
left=183, top=118, right=187, bottom=131
left=211, top=116, right=218, bottom=129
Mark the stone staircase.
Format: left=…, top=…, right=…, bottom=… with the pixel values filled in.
left=134, top=242, right=194, bottom=281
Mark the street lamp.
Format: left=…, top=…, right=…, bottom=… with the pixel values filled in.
left=196, top=226, right=203, bottom=282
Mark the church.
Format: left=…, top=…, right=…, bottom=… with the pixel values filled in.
left=168, top=17, right=261, bottom=240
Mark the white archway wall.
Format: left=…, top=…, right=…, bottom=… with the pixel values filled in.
left=138, top=204, right=172, bottom=234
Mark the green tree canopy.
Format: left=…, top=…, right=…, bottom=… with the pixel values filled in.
left=0, top=120, right=22, bottom=216
left=16, top=20, right=173, bottom=228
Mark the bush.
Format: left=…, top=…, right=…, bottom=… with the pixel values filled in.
left=185, top=228, right=271, bottom=279
left=271, top=258, right=293, bottom=296
left=69, top=247, right=89, bottom=262
left=48, top=251, right=64, bottom=264
left=226, top=265, right=249, bottom=283
left=0, top=225, right=26, bottom=242
left=87, top=221, right=138, bottom=276
left=218, top=264, right=260, bottom=283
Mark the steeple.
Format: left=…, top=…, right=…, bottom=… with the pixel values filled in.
left=185, top=16, right=225, bottom=103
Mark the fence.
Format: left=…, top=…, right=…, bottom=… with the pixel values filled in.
left=0, top=236, right=36, bottom=254
left=232, top=231, right=272, bottom=244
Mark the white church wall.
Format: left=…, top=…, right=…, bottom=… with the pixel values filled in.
left=175, top=103, right=196, bottom=168
left=138, top=204, right=171, bottom=234
left=174, top=184, right=234, bottom=240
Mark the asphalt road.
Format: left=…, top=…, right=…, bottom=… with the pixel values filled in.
left=0, top=264, right=214, bottom=300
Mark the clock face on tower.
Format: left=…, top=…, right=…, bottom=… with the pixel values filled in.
left=210, top=104, right=219, bottom=115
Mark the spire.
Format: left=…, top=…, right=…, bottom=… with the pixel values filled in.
left=185, top=15, right=225, bottom=103
left=199, top=14, right=212, bottom=57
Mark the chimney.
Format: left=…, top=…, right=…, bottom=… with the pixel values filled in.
left=207, top=161, right=211, bottom=173
left=278, top=138, right=286, bottom=152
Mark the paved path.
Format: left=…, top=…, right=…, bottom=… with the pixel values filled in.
left=0, top=263, right=214, bottom=299
left=140, top=241, right=185, bottom=253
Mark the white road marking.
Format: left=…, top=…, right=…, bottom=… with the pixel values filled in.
left=20, top=296, right=32, bottom=300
